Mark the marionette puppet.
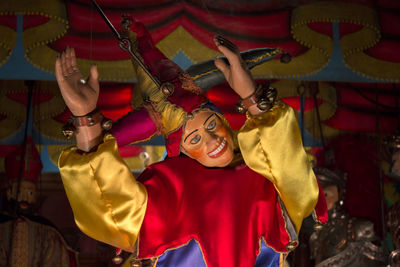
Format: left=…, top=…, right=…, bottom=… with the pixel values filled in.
left=0, top=138, right=77, bottom=266
left=56, top=16, right=327, bottom=267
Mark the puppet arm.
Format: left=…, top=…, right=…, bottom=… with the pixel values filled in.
left=58, top=134, right=147, bottom=252
left=237, top=101, right=319, bottom=233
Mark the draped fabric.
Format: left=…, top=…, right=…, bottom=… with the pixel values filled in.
left=238, top=101, right=321, bottom=233
left=137, top=155, right=291, bottom=267
left=59, top=134, right=148, bottom=252
left=1, top=0, right=400, bottom=80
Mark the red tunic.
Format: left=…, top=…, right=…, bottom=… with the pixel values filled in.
left=137, top=155, right=296, bottom=267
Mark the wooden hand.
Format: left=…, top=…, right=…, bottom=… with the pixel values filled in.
left=55, top=47, right=102, bottom=152
left=213, top=35, right=256, bottom=99
left=55, top=47, right=99, bottom=116
left=213, top=36, right=265, bottom=115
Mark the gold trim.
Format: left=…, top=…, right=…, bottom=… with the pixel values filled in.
left=0, top=24, right=17, bottom=67
left=244, top=48, right=282, bottom=64
left=0, top=80, right=28, bottom=121
left=290, top=1, right=400, bottom=81
left=0, top=0, right=69, bottom=74
left=157, top=26, right=219, bottom=64
left=3, top=1, right=399, bottom=80
left=32, top=81, right=67, bottom=121
left=0, top=118, right=23, bottom=141
left=36, top=117, right=65, bottom=141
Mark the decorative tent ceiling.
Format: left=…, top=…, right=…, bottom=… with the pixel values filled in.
left=1, top=0, right=400, bottom=81
left=0, top=0, right=399, bottom=172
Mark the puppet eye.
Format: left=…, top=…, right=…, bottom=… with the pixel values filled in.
left=207, top=119, right=216, bottom=130
left=190, top=134, right=201, bottom=145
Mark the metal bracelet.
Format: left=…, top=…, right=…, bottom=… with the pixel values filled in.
left=62, top=108, right=113, bottom=139
left=236, top=84, right=277, bottom=113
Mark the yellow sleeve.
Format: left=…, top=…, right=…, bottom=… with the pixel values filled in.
left=58, top=134, right=147, bottom=252
left=237, top=101, right=318, bottom=233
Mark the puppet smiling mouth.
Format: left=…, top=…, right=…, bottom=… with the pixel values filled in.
left=208, top=139, right=227, bottom=158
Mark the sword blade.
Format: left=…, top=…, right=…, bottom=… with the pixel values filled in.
left=90, top=0, right=121, bottom=41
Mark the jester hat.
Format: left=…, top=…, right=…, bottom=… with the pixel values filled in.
left=112, top=17, right=287, bottom=157
left=5, top=137, right=43, bottom=184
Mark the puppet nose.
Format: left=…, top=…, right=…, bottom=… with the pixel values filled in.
left=204, top=131, right=221, bottom=147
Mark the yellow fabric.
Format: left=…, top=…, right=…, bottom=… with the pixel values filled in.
left=0, top=24, right=17, bottom=67
left=238, top=101, right=319, bottom=233
left=58, top=134, right=147, bottom=252
left=127, top=30, right=187, bottom=136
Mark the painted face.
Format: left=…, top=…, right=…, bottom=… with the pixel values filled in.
left=181, top=111, right=234, bottom=167
left=7, top=180, right=37, bottom=210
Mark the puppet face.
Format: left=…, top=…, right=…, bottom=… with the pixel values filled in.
left=7, top=180, right=37, bottom=210
left=322, top=185, right=339, bottom=211
left=181, top=111, right=234, bottom=167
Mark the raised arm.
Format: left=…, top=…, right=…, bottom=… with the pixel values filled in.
left=55, top=48, right=148, bottom=251
left=55, top=47, right=102, bottom=152
left=213, top=36, right=264, bottom=116
left=214, top=37, right=326, bottom=232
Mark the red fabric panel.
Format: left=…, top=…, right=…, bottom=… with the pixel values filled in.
left=67, top=2, right=291, bottom=38
left=183, top=4, right=291, bottom=38
left=97, top=83, right=133, bottom=108
left=324, top=108, right=398, bottom=133
left=378, top=11, right=400, bottom=36
left=138, top=156, right=293, bottom=266
left=339, top=22, right=363, bottom=36
left=365, top=11, right=400, bottom=62
left=5, top=137, right=43, bottom=183
left=223, top=113, right=246, bottom=130
left=73, top=0, right=169, bottom=6
left=101, top=106, right=133, bottom=121
left=205, top=84, right=238, bottom=108
left=66, top=1, right=180, bottom=32
left=281, top=97, right=323, bottom=112
left=53, top=108, right=71, bottom=123
left=316, top=135, right=385, bottom=236
left=323, top=83, right=399, bottom=133
left=0, top=14, right=17, bottom=30
left=336, top=83, right=400, bottom=110
left=377, top=0, right=400, bottom=10
left=23, top=15, right=49, bottom=30
left=50, top=36, right=125, bottom=60
left=111, top=108, right=158, bottom=147
left=315, top=180, right=328, bottom=224
left=0, top=145, right=18, bottom=157
left=118, top=145, right=142, bottom=158
left=6, top=92, right=53, bottom=105
left=308, top=22, right=333, bottom=37
left=54, top=1, right=305, bottom=59
left=98, top=82, right=134, bottom=120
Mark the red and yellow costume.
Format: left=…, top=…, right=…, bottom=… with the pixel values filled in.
left=59, top=101, right=327, bottom=266
left=58, top=19, right=327, bottom=266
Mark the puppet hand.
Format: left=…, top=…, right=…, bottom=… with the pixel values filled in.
left=55, top=47, right=99, bottom=116
left=213, top=35, right=256, bottom=99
